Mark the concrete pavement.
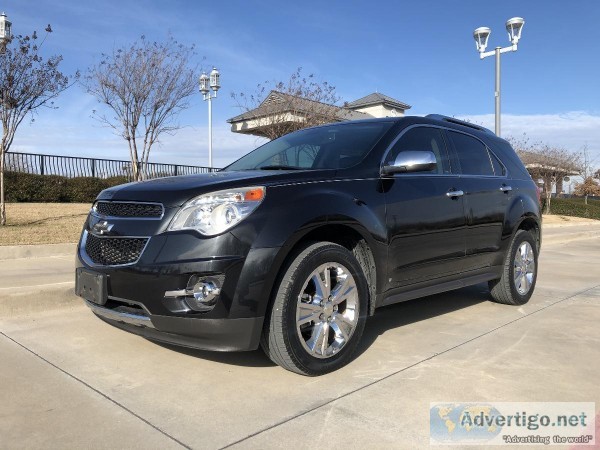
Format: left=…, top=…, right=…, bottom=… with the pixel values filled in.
left=0, top=228, right=599, bottom=448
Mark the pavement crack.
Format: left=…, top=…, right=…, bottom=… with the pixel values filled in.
left=220, top=282, right=600, bottom=449
left=0, top=330, right=192, bottom=450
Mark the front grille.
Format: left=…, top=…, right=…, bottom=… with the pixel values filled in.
left=95, top=201, right=163, bottom=218
left=84, top=233, right=148, bottom=265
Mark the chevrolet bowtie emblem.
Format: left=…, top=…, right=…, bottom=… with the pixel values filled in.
left=92, top=220, right=114, bottom=235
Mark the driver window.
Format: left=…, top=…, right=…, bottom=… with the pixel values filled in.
left=386, top=127, right=450, bottom=174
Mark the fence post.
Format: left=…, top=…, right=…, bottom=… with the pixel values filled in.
left=174, top=165, right=178, bottom=176
left=91, top=159, right=96, bottom=178
left=40, top=155, right=45, bottom=175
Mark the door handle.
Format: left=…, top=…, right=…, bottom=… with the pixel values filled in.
left=500, top=185, right=512, bottom=193
left=446, top=190, right=464, bottom=198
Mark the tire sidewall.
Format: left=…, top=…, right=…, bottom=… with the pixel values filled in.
left=281, top=244, right=368, bottom=375
left=507, top=231, right=538, bottom=304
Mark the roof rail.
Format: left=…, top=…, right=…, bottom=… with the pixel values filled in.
left=425, top=114, right=494, bottom=134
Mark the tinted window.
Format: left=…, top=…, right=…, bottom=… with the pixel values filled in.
left=489, top=150, right=506, bottom=176
left=386, top=127, right=450, bottom=174
left=448, top=131, right=494, bottom=176
left=224, top=122, right=394, bottom=171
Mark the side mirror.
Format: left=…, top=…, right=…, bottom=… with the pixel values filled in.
left=382, top=150, right=437, bottom=175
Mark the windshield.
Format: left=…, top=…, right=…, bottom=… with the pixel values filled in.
left=223, top=121, right=394, bottom=171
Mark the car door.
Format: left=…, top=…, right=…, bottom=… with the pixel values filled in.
left=383, top=126, right=467, bottom=290
left=445, top=130, right=510, bottom=271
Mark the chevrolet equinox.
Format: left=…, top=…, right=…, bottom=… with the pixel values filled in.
left=76, top=115, right=541, bottom=375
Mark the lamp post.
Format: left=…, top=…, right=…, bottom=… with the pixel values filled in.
left=473, top=17, right=525, bottom=136
left=199, top=67, right=220, bottom=168
left=0, top=12, right=12, bottom=53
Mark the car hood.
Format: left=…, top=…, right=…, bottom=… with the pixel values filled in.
left=96, top=169, right=336, bottom=207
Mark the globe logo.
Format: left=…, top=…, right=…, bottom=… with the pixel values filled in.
left=430, top=403, right=504, bottom=443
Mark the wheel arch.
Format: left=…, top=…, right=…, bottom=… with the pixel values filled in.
left=259, top=222, right=382, bottom=321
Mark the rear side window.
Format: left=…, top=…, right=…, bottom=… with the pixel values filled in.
left=448, top=131, right=494, bottom=176
left=489, top=151, right=506, bottom=176
left=386, top=127, right=451, bottom=174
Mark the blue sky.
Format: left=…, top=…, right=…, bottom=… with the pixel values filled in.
left=3, top=0, right=600, bottom=174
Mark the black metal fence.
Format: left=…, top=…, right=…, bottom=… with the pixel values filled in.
left=5, top=152, right=217, bottom=180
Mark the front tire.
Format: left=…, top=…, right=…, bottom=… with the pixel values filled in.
left=261, top=242, right=368, bottom=376
left=488, top=229, right=538, bottom=305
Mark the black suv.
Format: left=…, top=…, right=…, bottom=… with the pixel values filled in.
left=75, top=115, right=541, bottom=375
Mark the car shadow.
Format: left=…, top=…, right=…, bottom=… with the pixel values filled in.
left=355, top=283, right=490, bottom=359
left=152, top=283, right=491, bottom=369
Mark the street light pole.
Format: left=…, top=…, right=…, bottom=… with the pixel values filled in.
left=495, top=46, right=501, bottom=136
left=199, top=68, right=221, bottom=169
left=473, top=17, right=525, bottom=137
left=207, top=93, right=212, bottom=168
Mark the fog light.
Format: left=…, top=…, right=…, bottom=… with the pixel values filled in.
left=185, top=277, right=221, bottom=312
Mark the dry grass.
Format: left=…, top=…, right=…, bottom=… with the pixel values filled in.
left=0, top=203, right=90, bottom=245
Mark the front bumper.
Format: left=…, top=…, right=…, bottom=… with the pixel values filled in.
left=76, top=230, right=282, bottom=352
left=86, top=300, right=263, bottom=351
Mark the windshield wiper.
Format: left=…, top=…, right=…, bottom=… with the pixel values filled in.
left=258, top=165, right=304, bottom=170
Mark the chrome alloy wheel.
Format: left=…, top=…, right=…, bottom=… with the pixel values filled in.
left=513, top=241, right=535, bottom=295
left=295, top=262, right=359, bottom=359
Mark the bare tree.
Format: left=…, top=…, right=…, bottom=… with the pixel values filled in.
left=576, top=144, right=598, bottom=204
left=0, top=29, right=72, bottom=225
left=230, top=68, right=344, bottom=140
left=509, top=135, right=581, bottom=214
left=574, top=177, right=600, bottom=199
left=84, top=36, right=198, bottom=181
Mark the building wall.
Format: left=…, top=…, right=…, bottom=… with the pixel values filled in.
left=351, top=104, right=405, bottom=118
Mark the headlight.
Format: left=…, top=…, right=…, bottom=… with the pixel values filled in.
left=168, top=186, right=265, bottom=236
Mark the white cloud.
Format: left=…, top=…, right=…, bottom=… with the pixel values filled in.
left=458, top=112, right=600, bottom=160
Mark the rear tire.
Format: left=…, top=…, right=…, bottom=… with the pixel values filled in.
left=261, top=242, right=368, bottom=376
left=488, top=229, right=538, bottom=305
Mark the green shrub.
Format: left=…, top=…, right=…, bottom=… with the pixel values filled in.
left=547, top=197, right=600, bottom=220
left=4, top=172, right=129, bottom=203
left=63, top=177, right=110, bottom=203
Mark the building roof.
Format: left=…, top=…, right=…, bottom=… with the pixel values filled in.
left=227, top=90, right=371, bottom=123
left=345, top=92, right=411, bottom=111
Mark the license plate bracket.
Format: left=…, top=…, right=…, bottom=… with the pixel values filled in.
left=76, top=268, right=107, bottom=306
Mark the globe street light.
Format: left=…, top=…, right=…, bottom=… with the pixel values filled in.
left=0, top=12, right=12, bottom=53
left=199, top=67, right=220, bottom=168
left=473, top=17, right=525, bottom=136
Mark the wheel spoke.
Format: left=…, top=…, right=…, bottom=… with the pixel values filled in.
left=297, top=302, right=322, bottom=326
left=311, top=273, right=326, bottom=300
left=330, top=317, right=350, bottom=341
left=514, top=248, right=523, bottom=265
left=331, top=275, right=354, bottom=305
left=525, top=245, right=533, bottom=264
left=306, top=322, right=329, bottom=355
left=521, top=273, right=529, bottom=293
left=514, top=267, right=522, bottom=282
left=336, top=312, right=356, bottom=328
left=313, top=266, right=331, bottom=300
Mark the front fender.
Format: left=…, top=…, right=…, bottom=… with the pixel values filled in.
left=229, top=179, right=388, bottom=318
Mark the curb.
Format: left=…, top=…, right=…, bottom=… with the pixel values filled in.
left=0, top=284, right=80, bottom=317
left=543, top=221, right=600, bottom=229
left=543, top=230, right=600, bottom=246
left=0, top=243, right=77, bottom=261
